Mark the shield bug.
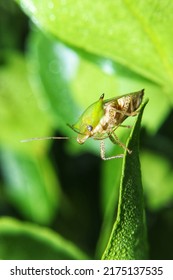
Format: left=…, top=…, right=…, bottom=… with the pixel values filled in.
left=21, top=89, right=144, bottom=160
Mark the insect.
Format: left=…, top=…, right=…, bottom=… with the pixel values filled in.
left=21, top=89, right=144, bottom=160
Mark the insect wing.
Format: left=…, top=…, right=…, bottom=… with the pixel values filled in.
left=103, top=89, right=144, bottom=109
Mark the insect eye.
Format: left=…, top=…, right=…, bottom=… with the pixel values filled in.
left=87, top=125, right=93, bottom=132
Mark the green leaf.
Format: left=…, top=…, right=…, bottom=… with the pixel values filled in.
left=141, top=151, right=173, bottom=210
left=0, top=51, right=63, bottom=225
left=0, top=52, right=52, bottom=154
left=1, top=149, right=61, bottom=225
left=27, top=29, right=80, bottom=134
left=101, top=99, right=148, bottom=260
left=16, top=0, right=173, bottom=92
left=0, top=217, right=89, bottom=259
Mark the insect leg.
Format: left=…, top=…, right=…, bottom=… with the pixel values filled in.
left=109, top=133, right=132, bottom=154
left=100, top=140, right=124, bottom=160
left=119, top=124, right=132, bottom=129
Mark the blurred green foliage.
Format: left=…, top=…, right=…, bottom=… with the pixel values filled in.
left=0, top=0, right=173, bottom=259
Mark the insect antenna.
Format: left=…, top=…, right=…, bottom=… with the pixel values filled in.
left=20, top=136, right=70, bottom=143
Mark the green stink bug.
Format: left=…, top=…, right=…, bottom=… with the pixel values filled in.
left=21, top=89, right=144, bottom=160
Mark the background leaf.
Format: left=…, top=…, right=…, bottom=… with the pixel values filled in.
left=1, top=149, right=60, bottom=225
left=141, top=151, right=173, bottom=210
left=16, top=0, right=173, bottom=90
left=0, top=52, right=52, bottom=153
left=0, top=52, right=61, bottom=225
left=0, top=217, right=89, bottom=259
